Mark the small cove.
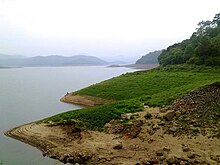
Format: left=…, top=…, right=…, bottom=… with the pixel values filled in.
left=0, top=66, right=136, bottom=165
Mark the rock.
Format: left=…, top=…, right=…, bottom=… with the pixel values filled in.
left=163, top=147, right=171, bottom=152
left=121, top=114, right=128, bottom=118
left=123, top=122, right=143, bottom=138
left=158, top=156, right=166, bottom=161
left=182, top=146, right=190, bottom=152
left=148, top=158, right=159, bottom=164
left=72, top=126, right=81, bottom=132
left=156, top=149, right=164, bottom=156
left=163, top=110, right=176, bottom=121
left=179, top=160, right=189, bottom=165
left=142, top=158, right=152, bottom=165
left=78, top=152, right=92, bottom=161
left=176, top=110, right=182, bottom=116
left=135, top=162, right=141, bottom=165
left=152, top=124, right=160, bottom=130
left=113, top=142, right=122, bottom=150
left=59, top=155, right=68, bottom=163
left=67, top=156, right=76, bottom=163
left=169, top=126, right=178, bottom=132
left=105, top=119, right=125, bottom=134
left=166, top=156, right=180, bottom=164
left=158, top=121, right=165, bottom=126
left=147, top=127, right=156, bottom=135
left=166, top=157, right=176, bottom=164
left=187, top=152, right=196, bottom=159
left=210, top=154, right=220, bottom=163
left=42, top=152, right=46, bottom=157
left=147, top=138, right=155, bottom=143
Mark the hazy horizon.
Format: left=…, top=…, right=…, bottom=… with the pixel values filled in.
left=0, top=0, right=219, bottom=61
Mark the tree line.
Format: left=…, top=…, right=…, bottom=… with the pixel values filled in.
left=158, top=13, right=220, bottom=66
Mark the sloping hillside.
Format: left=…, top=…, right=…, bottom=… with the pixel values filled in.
left=136, top=50, right=162, bottom=64
left=158, top=13, right=220, bottom=66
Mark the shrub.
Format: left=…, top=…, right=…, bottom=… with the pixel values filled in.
left=144, top=113, right=153, bottom=119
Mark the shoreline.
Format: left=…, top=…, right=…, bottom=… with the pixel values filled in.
left=4, top=123, right=53, bottom=156
left=60, top=94, right=113, bottom=107
left=4, top=67, right=220, bottom=164
left=107, top=64, right=159, bottom=70
left=4, top=106, right=220, bottom=164
left=4, top=123, right=78, bottom=164
left=4, top=122, right=131, bottom=164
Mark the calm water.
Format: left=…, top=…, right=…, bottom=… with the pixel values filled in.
left=0, top=66, right=136, bottom=165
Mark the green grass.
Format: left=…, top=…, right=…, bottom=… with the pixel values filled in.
left=73, top=64, right=220, bottom=106
left=42, top=64, right=220, bottom=130
left=41, top=98, right=143, bottom=130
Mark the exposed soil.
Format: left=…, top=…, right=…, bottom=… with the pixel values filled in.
left=60, top=94, right=112, bottom=107
left=5, top=83, right=220, bottom=165
left=162, top=82, right=220, bottom=138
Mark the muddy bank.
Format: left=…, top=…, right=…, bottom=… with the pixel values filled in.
left=5, top=106, right=220, bottom=165
left=108, top=64, right=159, bottom=70
left=60, top=94, right=112, bottom=107
left=5, top=83, right=220, bottom=164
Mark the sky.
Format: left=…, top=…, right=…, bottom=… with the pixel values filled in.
left=0, top=0, right=219, bottom=61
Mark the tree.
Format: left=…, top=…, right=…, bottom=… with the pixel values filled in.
left=196, top=36, right=213, bottom=64
left=158, top=13, right=220, bottom=66
left=195, top=21, right=212, bottom=36
left=213, top=13, right=220, bottom=27
left=183, top=44, right=194, bottom=62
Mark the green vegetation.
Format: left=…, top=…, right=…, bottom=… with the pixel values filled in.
left=42, top=99, right=143, bottom=130
left=42, top=14, right=220, bottom=131
left=74, top=65, right=220, bottom=106
left=136, top=50, right=162, bottom=64
left=158, top=13, right=220, bottom=66
left=43, top=65, right=220, bottom=130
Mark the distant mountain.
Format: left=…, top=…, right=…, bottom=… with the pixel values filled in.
left=0, top=54, right=26, bottom=59
left=135, top=50, right=163, bottom=64
left=0, top=54, right=108, bottom=67
left=0, top=54, right=27, bottom=66
left=102, top=55, right=140, bottom=64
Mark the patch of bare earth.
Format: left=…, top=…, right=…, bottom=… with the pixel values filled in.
left=5, top=83, right=220, bottom=164
left=60, top=94, right=112, bottom=107
left=5, top=106, right=220, bottom=164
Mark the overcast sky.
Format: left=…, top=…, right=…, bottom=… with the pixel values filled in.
left=0, top=0, right=219, bottom=61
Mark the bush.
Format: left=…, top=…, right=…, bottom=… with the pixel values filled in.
left=144, top=113, right=152, bottom=119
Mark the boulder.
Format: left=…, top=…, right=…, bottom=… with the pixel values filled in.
left=113, top=142, right=122, bottom=150
left=156, top=149, right=164, bottom=156
left=182, top=146, right=190, bottom=152
left=187, top=152, right=196, bottom=159
left=163, top=110, right=176, bottom=121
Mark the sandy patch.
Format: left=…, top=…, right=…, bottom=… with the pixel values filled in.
left=5, top=107, right=220, bottom=164
left=60, top=94, right=112, bottom=107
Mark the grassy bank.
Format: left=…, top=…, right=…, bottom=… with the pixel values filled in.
left=73, top=65, right=220, bottom=106
left=42, top=65, right=220, bottom=130
left=42, top=98, right=143, bottom=130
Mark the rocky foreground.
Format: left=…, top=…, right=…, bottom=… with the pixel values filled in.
left=5, top=83, right=220, bottom=165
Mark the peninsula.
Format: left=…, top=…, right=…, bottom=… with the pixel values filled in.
left=5, top=65, right=220, bottom=164
left=5, top=13, right=220, bottom=164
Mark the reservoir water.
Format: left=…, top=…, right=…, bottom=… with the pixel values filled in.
left=0, top=66, right=136, bottom=165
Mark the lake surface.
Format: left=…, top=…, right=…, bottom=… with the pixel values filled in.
left=0, top=66, right=136, bottom=165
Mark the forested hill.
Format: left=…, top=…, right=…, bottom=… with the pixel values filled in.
left=135, top=50, right=162, bottom=64
left=158, top=13, right=220, bottom=66
left=0, top=55, right=108, bottom=67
